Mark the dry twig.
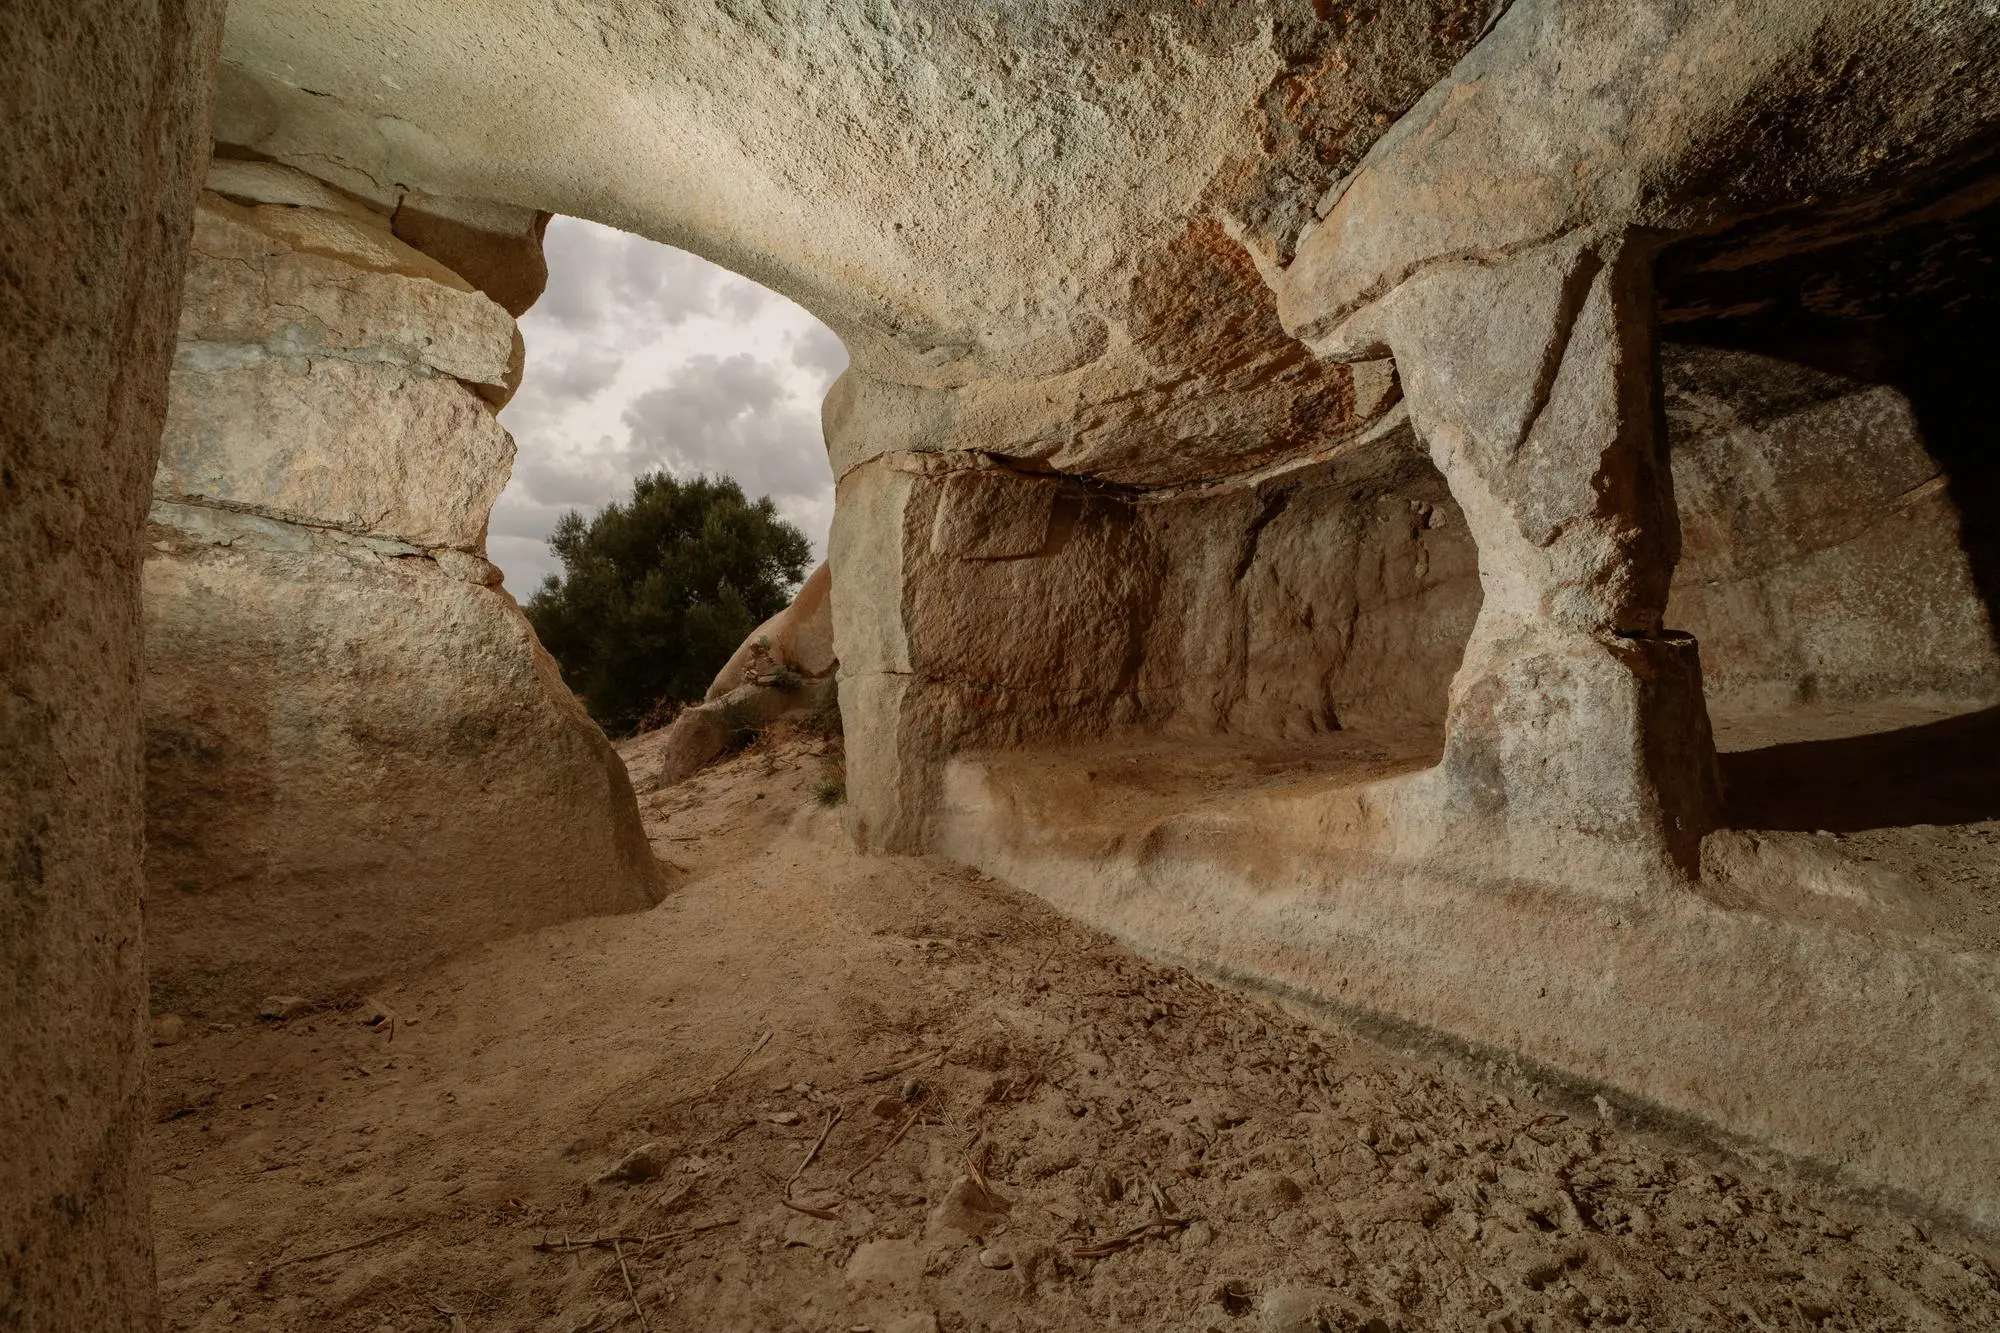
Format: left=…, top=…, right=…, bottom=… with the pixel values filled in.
left=532, top=1221, right=737, bottom=1255
left=1069, top=1216, right=1194, bottom=1260
left=591, top=1028, right=773, bottom=1118
left=648, top=1219, right=737, bottom=1245
left=846, top=1094, right=931, bottom=1183
left=780, top=1197, right=841, bottom=1222
left=702, top=1118, right=756, bottom=1146
left=856, top=1048, right=947, bottom=1084
left=260, top=1220, right=421, bottom=1280
left=612, top=1239, right=652, bottom=1333
left=787, top=1106, right=843, bottom=1196
left=534, top=1233, right=646, bottom=1254
left=690, top=1029, right=773, bottom=1103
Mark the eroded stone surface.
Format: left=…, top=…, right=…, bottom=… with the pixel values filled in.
left=3, top=5, right=225, bottom=1328
left=835, top=431, right=1480, bottom=851
left=1666, top=345, right=2000, bottom=712
left=1278, top=0, right=2000, bottom=346
left=144, top=527, right=664, bottom=1014
left=706, top=562, right=837, bottom=702
left=205, top=0, right=2000, bottom=888
left=936, top=732, right=2000, bottom=1238
left=143, top=179, right=664, bottom=1016
left=184, top=189, right=517, bottom=385
left=159, top=350, right=516, bottom=550
left=649, top=563, right=841, bottom=787
left=1294, top=238, right=1720, bottom=885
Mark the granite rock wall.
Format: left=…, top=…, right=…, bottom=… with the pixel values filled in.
left=142, top=170, right=665, bottom=1017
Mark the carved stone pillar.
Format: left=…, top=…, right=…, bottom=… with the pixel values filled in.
left=1322, top=237, right=1719, bottom=885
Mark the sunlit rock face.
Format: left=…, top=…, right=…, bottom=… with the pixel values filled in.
left=142, top=171, right=665, bottom=1017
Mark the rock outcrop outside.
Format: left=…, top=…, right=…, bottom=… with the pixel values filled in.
left=651, top=562, right=839, bottom=787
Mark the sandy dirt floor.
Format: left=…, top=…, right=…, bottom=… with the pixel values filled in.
left=149, top=726, right=2000, bottom=1332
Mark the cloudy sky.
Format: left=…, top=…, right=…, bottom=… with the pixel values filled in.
left=490, top=216, right=848, bottom=598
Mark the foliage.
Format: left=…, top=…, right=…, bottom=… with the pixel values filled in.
left=801, top=682, right=844, bottom=739
left=525, top=472, right=810, bottom=735
left=716, top=698, right=763, bottom=754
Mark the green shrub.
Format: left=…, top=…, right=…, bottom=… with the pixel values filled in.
left=716, top=699, right=763, bottom=753
left=524, top=472, right=809, bottom=736
left=802, top=684, right=844, bottom=739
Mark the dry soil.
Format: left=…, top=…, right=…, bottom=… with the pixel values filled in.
left=149, top=726, right=2000, bottom=1332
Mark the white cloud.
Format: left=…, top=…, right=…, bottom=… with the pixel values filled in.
left=491, top=216, right=848, bottom=597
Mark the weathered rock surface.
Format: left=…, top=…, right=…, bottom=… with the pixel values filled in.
left=3, top=4, right=225, bottom=1328
left=1278, top=0, right=2000, bottom=345
left=206, top=0, right=2000, bottom=874
left=654, top=563, right=838, bottom=786
left=161, top=189, right=520, bottom=549
left=143, top=184, right=664, bottom=1015
left=706, top=562, right=835, bottom=702
left=832, top=423, right=1479, bottom=850
left=836, top=339, right=2000, bottom=856
left=1665, top=345, right=2000, bottom=712
left=390, top=190, right=551, bottom=319
left=1287, top=237, right=1722, bottom=885
left=186, top=180, right=517, bottom=386
left=212, top=1, right=1494, bottom=426
left=940, top=730, right=2000, bottom=1237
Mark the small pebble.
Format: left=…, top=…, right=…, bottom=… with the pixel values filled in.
left=977, top=1246, right=1013, bottom=1270
left=597, top=1142, right=666, bottom=1183
left=769, top=1110, right=803, bottom=1126
left=150, top=1014, right=186, bottom=1047
left=258, top=995, right=310, bottom=1021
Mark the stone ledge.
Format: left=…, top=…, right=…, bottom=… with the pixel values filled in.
left=937, top=742, right=2000, bottom=1239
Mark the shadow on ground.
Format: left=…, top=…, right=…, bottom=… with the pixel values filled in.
left=1722, top=704, right=2000, bottom=832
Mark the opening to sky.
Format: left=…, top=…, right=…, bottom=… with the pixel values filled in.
left=491, top=217, right=848, bottom=599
